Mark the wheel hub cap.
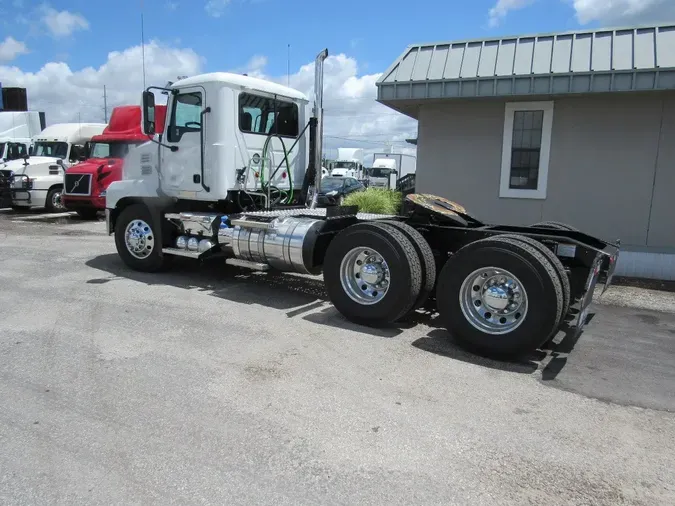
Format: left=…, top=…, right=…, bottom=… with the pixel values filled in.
left=124, top=219, right=155, bottom=259
left=340, top=247, right=390, bottom=305
left=459, top=267, right=528, bottom=335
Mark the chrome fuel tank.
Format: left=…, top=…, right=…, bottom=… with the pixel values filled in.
left=228, top=216, right=325, bottom=274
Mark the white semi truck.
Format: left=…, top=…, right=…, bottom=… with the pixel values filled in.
left=3, top=122, right=106, bottom=211
left=368, top=152, right=416, bottom=189
left=104, top=49, right=620, bottom=358
left=330, top=148, right=364, bottom=178
left=0, top=111, right=43, bottom=162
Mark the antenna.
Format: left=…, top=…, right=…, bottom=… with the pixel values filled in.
left=140, top=0, right=147, bottom=89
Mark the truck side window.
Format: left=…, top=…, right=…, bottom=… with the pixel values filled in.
left=238, top=92, right=299, bottom=138
left=168, top=91, right=203, bottom=142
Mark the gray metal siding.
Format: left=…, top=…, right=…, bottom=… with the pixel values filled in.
left=646, top=95, right=675, bottom=248
left=377, top=24, right=675, bottom=102
left=415, top=94, right=675, bottom=250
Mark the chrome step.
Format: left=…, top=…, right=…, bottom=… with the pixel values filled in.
left=162, top=247, right=201, bottom=259
left=225, top=258, right=270, bottom=271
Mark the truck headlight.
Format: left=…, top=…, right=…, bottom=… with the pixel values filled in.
left=98, top=190, right=107, bottom=198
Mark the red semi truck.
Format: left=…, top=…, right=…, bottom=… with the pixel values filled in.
left=62, top=104, right=167, bottom=219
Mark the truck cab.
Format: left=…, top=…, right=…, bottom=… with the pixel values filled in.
left=6, top=122, right=106, bottom=212
left=107, top=73, right=310, bottom=212
left=62, top=105, right=166, bottom=219
left=0, top=111, right=43, bottom=163
left=367, top=158, right=398, bottom=188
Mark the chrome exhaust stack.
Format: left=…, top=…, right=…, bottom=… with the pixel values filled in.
left=310, top=48, right=328, bottom=209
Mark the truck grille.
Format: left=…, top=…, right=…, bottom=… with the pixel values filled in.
left=64, top=173, right=92, bottom=195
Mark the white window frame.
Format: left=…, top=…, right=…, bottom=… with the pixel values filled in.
left=499, top=101, right=554, bottom=200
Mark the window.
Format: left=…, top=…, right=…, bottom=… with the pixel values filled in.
left=32, top=141, right=69, bottom=159
left=168, top=91, right=203, bottom=142
left=499, top=101, right=554, bottom=200
left=238, top=92, right=299, bottom=138
left=90, top=141, right=139, bottom=159
left=5, top=142, right=27, bottom=160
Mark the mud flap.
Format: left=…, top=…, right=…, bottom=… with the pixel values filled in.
left=575, top=256, right=603, bottom=334
left=600, top=249, right=620, bottom=296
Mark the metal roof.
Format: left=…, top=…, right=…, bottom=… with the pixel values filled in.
left=377, top=24, right=675, bottom=103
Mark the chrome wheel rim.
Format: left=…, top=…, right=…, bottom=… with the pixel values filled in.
left=124, top=219, right=155, bottom=259
left=339, top=247, right=390, bottom=305
left=459, top=267, right=528, bottom=335
left=52, top=190, right=65, bottom=211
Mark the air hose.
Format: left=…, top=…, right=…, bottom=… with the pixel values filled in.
left=261, top=133, right=293, bottom=204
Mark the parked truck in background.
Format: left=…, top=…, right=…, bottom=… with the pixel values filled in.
left=3, top=122, right=106, bottom=212
left=62, top=105, right=167, bottom=219
left=0, top=111, right=46, bottom=207
left=104, top=49, right=620, bottom=359
left=331, top=148, right=364, bottom=178
left=368, top=152, right=416, bottom=189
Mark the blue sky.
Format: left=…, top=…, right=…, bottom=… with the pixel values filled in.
left=1, top=0, right=671, bottom=157
left=6, top=0, right=613, bottom=75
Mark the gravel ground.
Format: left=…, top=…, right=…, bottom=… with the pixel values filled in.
left=1, top=209, right=674, bottom=506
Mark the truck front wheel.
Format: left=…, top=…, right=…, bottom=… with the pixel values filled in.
left=114, top=204, right=169, bottom=272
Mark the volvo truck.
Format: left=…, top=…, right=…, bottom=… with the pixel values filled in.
left=104, top=49, right=620, bottom=358
left=62, top=105, right=167, bottom=219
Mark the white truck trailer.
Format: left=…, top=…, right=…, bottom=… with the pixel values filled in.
left=103, top=49, right=620, bottom=358
left=3, top=122, right=106, bottom=211
left=368, top=152, right=416, bottom=189
left=0, top=111, right=43, bottom=162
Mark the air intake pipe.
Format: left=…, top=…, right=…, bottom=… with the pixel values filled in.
left=309, top=49, right=328, bottom=209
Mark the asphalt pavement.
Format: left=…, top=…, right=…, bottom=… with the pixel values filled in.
left=1, top=208, right=674, bottom=505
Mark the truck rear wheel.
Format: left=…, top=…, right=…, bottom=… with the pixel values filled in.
left=114, top=204, right=170, bottom=272
left=436, top=237, right=563, bottom=357
left=379, top=220, right=436, bottom=312
left=497, top=234, right=571, bottom=324
left=323, top=222, right=422, bottom=326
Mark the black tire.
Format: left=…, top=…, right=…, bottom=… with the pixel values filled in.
left=531, top=220, right=578, bottom=232
left=436, top=236, right=563, bottom=357
left=114, top=204, right=170, bottom=272
left=323, top=222, right=422, bottom=326
left=379, top=220, right=436, bottom=311
left=76, top=208, right=99, bottom=220
left=45, top=186, right=65, bottom=213
left=497, top=234, right=571, bottom=324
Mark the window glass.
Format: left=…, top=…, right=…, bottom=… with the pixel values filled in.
left=168, top=91, right=203, bottom=142
left=32, top=141, right=69, bottom=159
left=238, top=93, right=299, bottom=138
left=90, top=141, right=138, bottom=159
left=5, top=142, right=27, bottom=160
left=509, top=110, right=544, bottom=190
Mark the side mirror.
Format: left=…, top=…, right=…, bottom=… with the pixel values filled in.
left=142, top=91, right=156, bottom=136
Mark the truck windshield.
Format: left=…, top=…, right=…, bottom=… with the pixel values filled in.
left=0, top=143, right=5, bottom=159
left=90, top=141, right=140, bottom=159
left=368, top=168, right=395, bottom=178
left=32, top=141, right=68, bottom=159
left=334, top=161, right=355, bottom=169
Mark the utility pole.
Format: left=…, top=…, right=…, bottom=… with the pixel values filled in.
left=103, top=85, right=108, bottom=122
left=287, top=44, right=290, bottom=86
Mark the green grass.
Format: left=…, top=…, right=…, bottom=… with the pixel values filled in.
left=342, top=187, right=402, bottom=215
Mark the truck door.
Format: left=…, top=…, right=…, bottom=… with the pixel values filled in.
left=161, top=86, right=207, bottom=196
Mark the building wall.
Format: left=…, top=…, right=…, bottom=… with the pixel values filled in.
left=416, top=93, right=675, bottom=251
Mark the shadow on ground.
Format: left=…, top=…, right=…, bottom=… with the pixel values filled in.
left=86, top=253, right=444, bottom=338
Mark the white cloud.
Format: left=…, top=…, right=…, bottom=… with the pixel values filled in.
left=0, top=42, right=416, bottom=162
left=488, top=0, right=675, bottom=26
left=0, top=41, right=203, bottom=123
left=40, top=5, right=90, bottom=37
left=0, top=36, right=28, bottom=62
left=572, top=0, right=675, bottom=24
left=205, top=0, right=231, bottom=17
left=488, top=0, right=536, bottom=27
